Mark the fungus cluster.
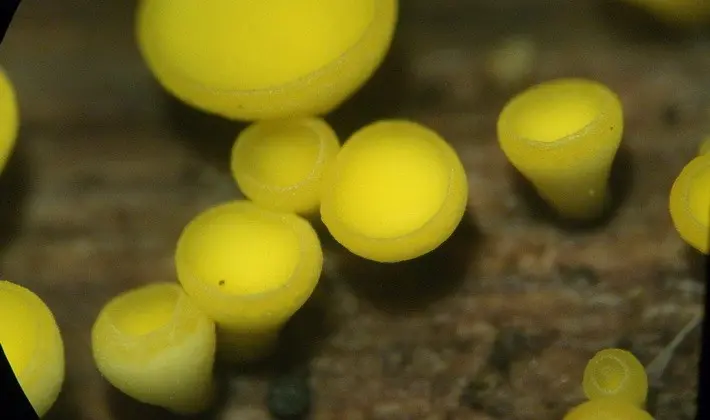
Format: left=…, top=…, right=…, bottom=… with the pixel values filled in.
left=4, top=0, right=705, bottom=417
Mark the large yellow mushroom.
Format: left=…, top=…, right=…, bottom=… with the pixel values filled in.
left=136, top=0, right=398, bottom=120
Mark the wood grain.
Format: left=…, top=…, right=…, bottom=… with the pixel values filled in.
left=0, top=0, right=705, bottom=419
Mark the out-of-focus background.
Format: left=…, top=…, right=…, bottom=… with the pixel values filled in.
left=0, top=0, right=705, bottom=419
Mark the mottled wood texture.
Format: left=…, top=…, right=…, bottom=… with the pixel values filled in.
left=0, top=0, right=706, bottom=419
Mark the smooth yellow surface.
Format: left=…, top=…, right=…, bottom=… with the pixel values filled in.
left=0, top=281, right=64, bottom=418
left=514, top=98, right=597, bottom=143
left=622, top=0, right=710, bottom=25
left=91, top=283, right=216, bottom=414
left=111, top=287, right=180, bottom=336
left=137, top=0, right=398, bottom=120
left=669, top=154, right=710, bottom=254
left=497, top=78, right=624, bottom=220
left=582, top=348, right=648, bottom=406
left=320, top=120, right=468, bottom=263
left=175, top=201, right=323, bottom=360
left=563, top=399, right=654, bottom=420
left=0, top=291, right=36, bottom=373
left=688, top=170, right=710, bottom=224
left=0, top=67, right=19, bottom=174
left=178, top=209, right=301, bottom=296
left=231, top=118, right=341, bottom=215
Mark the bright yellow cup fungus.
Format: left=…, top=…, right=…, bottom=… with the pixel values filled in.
left=175, top=200, right=323, bottom=361
left=497, top=78, right=624, bottom=221
left=582, top=348, right=648, bottom=407
left=621, top=0, right=710, bottom=26
left=136, top=0, right=398, bottom=120
left=0, top=281, right=64, bottom=418
left=0, top=67, right=19, bottom=174
left=563, top=399, right=654, bottom=420
left=669, top=154, right=710, bottom=254
left=91, top=283, right=216, bottom=414
left=231, top=118, right=341, bottom=215
left=320, top=120, right=468, bottom=263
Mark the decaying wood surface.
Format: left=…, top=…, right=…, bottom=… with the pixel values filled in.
left=0, top=0, right=706, bottom=419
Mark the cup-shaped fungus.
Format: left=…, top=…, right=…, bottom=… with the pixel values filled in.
left=582, top=348, right=648, bottom=407
left=0, top=67, right=19, bottom=174
left=0, top=281, right=64, bottom=418
left=320, top=120, right=468, bottom=263
left=91, top=283, right=216, bottom=414
left=136, top=0, right=398, bottom=121
left=563, top=399, right=654, bottom=420
left=669, top=154, right=710, bottom=254
left=497, top=78, right=624, bottom=221
left=231, top=118, right=340, bottom=215
left=175, top=200, right=323, bottom=362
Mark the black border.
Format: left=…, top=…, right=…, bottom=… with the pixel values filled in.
left=0, top=0, right=21, bottom=45
left=0, top=343, right=39, bottom=419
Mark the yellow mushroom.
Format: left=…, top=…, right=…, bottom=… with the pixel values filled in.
left=669, top=154, right=710, bottom=254
left=0, top=281, right=64, bottom=418
left=91, top=283, right=216, bottom=414
left=136, top=0, right=398, bottom=120
left=175, top=200, right=323, bottom=362
left=497, top=78, right=624, bottom=221
left=621, top=0, right=710, bottom=26
left=564, top=398, right=654, bottom=420
left=231, top=118, right=340, bottom=215
left=582, top=348, right=648, bottom=407
left=0, top=66, right=19, bottom=174
left=320, top=120, right=468, bottom=263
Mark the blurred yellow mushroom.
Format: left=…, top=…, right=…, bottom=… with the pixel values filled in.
left=0, top=281, right=64, bottom=418
left=582, top=348, right=648, bottom=407
left=497, top=78, right=624, bottom=221
left=621, top=0, right=710, bottom=26
left=564, top=398, right=654, bottom=420
left=175, top=200, right=323, bottom=362
left=669, top=153, right=710, bottom=254
left=485, top=35, right=537, bottom=90
left=0, top=66, right=19, bottom=174
left=91, top=283, right=216, bottom=414
left=231, top=118, right=341, bottom=215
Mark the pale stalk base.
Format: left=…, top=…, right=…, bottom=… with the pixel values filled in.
left=536, top=184, right=612, bottom=221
